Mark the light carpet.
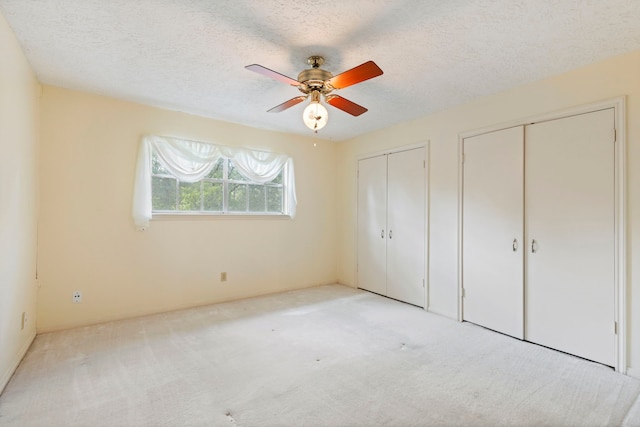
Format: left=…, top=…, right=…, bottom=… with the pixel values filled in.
left=1, top=284, right=639, bottom=426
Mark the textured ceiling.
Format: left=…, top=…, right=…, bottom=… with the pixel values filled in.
left=1, top=0, right=640, bottom=141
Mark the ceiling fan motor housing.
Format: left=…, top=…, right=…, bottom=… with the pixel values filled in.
left=297, top=68, right=334, bottom=94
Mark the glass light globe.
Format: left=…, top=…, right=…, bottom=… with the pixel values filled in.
left=303, top=101, right=328, bottom=131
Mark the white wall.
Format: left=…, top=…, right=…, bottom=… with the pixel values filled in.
left=337, top=50, right=640, bottom=375
left=37, top=86, right=338, bottom=332
left=0, top=13, right=40, bottom=393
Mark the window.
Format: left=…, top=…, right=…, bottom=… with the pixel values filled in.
left=151, top=154, right=284, bottom=214
left=132, top=135, right=296, bottom=230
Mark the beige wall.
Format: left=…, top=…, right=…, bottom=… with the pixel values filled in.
left=338, top=50, right=640, bottom=375
left=37, top=86, right=338, bottom=332
left=0, top=13, right=40, bottom=392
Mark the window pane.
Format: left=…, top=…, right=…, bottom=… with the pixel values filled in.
left=206, top=158, right=224, bottom=179
left=151, top=147, right=288, bottom=215
left=248, top=185, right=265, bottom=212
left=272, top=169, right=283, bottom=184
left=228, top=183, right=247, bottom=211
left=203, top=182, right=223, bottom=211
left=228, top=161, right=247, bottom=181
left=152, top=177, right=177, bottom=210
left=152, top=153, right=171, bottom=175
left=267, top=186, right=283, bottom=212
left=179, top=182, right=201, bottom=211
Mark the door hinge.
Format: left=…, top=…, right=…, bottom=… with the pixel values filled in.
left=612, top=128, right=617, bottom=143
left=614, top=321, right=618, bottom=335
left=461, top=153, right=465, bottom=164
left=422, top=278, right=425, bottom=288
left=461, top=288, right=466, bottom=298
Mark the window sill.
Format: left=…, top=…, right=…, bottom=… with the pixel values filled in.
left=152, top=212, right=291, bottom=221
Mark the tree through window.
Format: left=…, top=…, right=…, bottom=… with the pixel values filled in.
left=151, top=153, right=284, bottom=214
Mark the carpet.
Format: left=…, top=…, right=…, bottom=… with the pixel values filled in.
left=0, top=284, right=638, bottom=426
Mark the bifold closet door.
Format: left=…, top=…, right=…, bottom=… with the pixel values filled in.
left=525, top=109, right=615, bottom=366
left=357, top=154, right=388, bottom=295
left=462, top=127, right=524, bottom=339
left=387, top=147, right=425, bottom=307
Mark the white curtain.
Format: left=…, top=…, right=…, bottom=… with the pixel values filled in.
left=132, top=135, right=297, bottom=230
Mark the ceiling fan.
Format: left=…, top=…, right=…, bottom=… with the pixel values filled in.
left=245, top=56, right=383, bottom=132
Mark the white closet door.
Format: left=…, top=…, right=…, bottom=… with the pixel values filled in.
left=357, top=155, right=388, bottom=295
left=525, top=109, right=615, bottom=366
left=462, top=127, right=524, bottom=339
left=387, top=147, right=425, bottom=307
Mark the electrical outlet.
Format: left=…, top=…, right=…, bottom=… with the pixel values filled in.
left=220, top=272, right=227, bottom=282
left=72, top=291, right=82, bottom=303
left=21, top=312, right=27, bottom=330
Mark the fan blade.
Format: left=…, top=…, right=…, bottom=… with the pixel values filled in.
left=267, top=96, right=307, bottom=113
left=327, top=61, right=383, bottom=89
left=325, top=95, right=368, bottom=116
left=245, top=64, right=300, bottom=86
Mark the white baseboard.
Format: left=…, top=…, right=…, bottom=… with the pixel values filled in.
left=626, top=367, right=640, bottom=379
left=0, top=331, right=36, bottom=396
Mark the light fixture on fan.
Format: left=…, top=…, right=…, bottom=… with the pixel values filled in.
left=302, top=91, right=328, bottom=131
left=245, top=56, right=383, bottom=133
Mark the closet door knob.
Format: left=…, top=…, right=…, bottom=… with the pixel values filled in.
left=531, top=239, right=538, bottom=253
left=389, top=230, right=393, bottom=239
left=512, top=238, right=518, bottom=252
left=381, top=229, right=385, bottom=239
